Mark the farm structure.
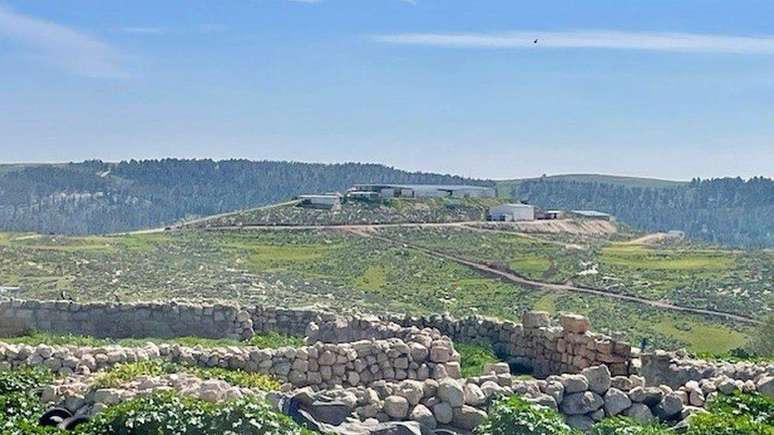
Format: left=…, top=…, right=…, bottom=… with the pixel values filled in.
left=296, top=193, right=342, bottom=209
left=569, top=210, right=614, bottom=221
left=536, top=209, right=565, bottom=220
left=488, top=203, right=535, bottom=221
left=349, top=183, right=495, bottom=199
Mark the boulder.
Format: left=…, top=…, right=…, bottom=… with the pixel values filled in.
left=437, top=379, right=464, bottom=408
left=582, top=365, right=611, bottom=394
left=463, top=383, right=486, bottom=406
left=624, top=403, right=654, bottom=425
left=565, top=415, right=594, bottom=432
left=384, top=396, right=410, bottom=419
left=522, top=311, right=550, bottom=328
left=757, top=377, right=774, bottom=400
left=629, top=386, right=663, bottom=406
left=561, top=375, right=589, bottom=393
left=409, top=404, right=436, bottom=430
left=482, top=362, right=510, bottom=375
left=452, top=405, right=487, bottom=430
left=560, top=391, right=604, bottom=415
left=432, top=402, right=453, bottom=424
left=396, top=380, right=424, bottom=406
left=653, top=393, right=683, bottom=420
left=603, top=388, right=631, bottom=416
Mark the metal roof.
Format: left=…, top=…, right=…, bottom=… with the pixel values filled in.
left=571, top=210, right=611, bottom=217
left=353, top=184, right=493, bottom=191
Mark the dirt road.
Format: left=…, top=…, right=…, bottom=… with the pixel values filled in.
left=354, top=229, right=761, bottom=325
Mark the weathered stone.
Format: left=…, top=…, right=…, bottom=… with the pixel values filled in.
left=384, top=395, right=410, bottom=419
left=437, top=379, right=464, bottom=408
left=604, top=387, right=631, bottom=416
left=561, top=314, right=590, bottom=334
left=560, top=391, right=604, bottom=415
left=452, top=405, right=487, bottom=430
left=432, top=402, right=453, bottom=424
left=582, top=365, right=611, bottom=394
left=409, top=404, right=436, bottom=429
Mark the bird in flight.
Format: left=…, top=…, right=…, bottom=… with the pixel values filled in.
left=534, top=39, right=539, bottom=44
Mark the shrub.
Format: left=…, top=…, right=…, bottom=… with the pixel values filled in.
left=591, top=417, right=669, bottom=435
left=474, top=396, right=577, bottom=435
left=93, top=360, right=280, bottom=391
left=79, top=392, right=313, bottom=435
left=248, top=331, right=305, bottom=349
left=686, top=412, right=774, bottom=435
left=683, top=392, right=774, bottom=434
left=456, top=341, right=502, bottom=378
left=0, top=368, right=58, bottom=434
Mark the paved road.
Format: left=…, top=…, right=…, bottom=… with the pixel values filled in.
left=354, top=229, right=762, bottom=325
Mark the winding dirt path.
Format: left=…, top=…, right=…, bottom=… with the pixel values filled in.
left=353, top=229, right=761, bottom=325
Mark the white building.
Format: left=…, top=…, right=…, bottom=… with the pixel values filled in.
left=488, top=204, right=535, bottom=222
left=297, top=193, right=342, bottom=209
left=350, top=184, right=495, bottom=199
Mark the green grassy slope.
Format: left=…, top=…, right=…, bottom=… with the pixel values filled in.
left=0, top=225, right=766, bottom=353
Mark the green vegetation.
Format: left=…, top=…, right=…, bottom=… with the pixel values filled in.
left=456, top=341, right=502, bottom=378
left=80, top=392, right=313, bottom=435
left=0, top=226, right=764, bottom=352
left=92, top=360, right=280, bottom=391
left=0, top=159, right=489, bottom=235
left=2, top=331, right=303, bottom=351
left=591, top=418, right=668, bottom=435
left=199, top=196, right=505, bottom=228
left=475, top=396, right=577, bottom=435
left=0, top=368, right=56, bottom=434
left=510, top=176, right=774, bottom=248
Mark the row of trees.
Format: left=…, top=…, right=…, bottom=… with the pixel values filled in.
left=514, top=177, right=774, bottom=248
left=0, top=159, right=491, bottom=234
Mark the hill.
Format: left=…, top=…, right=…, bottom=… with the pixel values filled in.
left=187, top=197, right=506, bottom=228
left=509, top=176, right=774, bottom=248
left=0, top=159, right=491, bottom=235
left=495, top=173, right=687, bottom=196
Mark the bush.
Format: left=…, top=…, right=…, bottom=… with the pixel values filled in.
left=0, top=368, right=58, bottom=434
left=474, top=396, right=577, bottom=435
left=92, top=360, right=280, bottom=391
left=79, top=392, right=313, bottom=435
left=684, top=392, right=774, bottom=434
left=591, top=417, right=669, bottom=435
left=456, top=341, right=502, bottom=378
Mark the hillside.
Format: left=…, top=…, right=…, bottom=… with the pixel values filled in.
left=188, top=197, right=506, bottom=228
left=510, top=177, right=774, bottom=248
left=0, top=159, right=491, bottom=235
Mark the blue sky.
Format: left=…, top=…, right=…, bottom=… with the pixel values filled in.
left=1, top=0, right=773, bottom=180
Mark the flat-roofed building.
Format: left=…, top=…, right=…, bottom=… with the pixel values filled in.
left=297, top=193, right=342, bottom=209
left=350, top=184, right=495, bottom=199
left=488, top=203, right=535, bottom=221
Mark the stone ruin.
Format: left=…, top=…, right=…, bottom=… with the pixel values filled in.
left=0, top=298, right=772, bottom=434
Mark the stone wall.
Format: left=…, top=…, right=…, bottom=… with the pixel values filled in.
left=383, top=311, right=635, bottom=378
left=0, top=328, right=459, bottom=389
left=0, top=299, right=254, bottom=341
left=0, top=299, right=635, bottom=381
left=641, top=350, right=774, bottom=389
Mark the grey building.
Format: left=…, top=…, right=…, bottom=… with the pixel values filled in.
left=488, top=204, right=536, bottom=221
left=350, top=184, right=495, bottom=199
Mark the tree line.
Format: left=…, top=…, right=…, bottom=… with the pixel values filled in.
left=514, top=176, right=774, bottom=248
left=0, top=159, right=491, bottom=235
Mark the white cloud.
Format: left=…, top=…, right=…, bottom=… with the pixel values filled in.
left=121, top=26, right=165, bottom=35
left=0, top=4, right=125, bottom=78
left=371, top=30, right=774, bottom=54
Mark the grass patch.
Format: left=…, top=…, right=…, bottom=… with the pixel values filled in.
left=92, top=360, right=281, bottom=390
left=601, top=244, right=735, bottom=271
left=2, top=331, right=304, bottom=350
left=247, top=331, right=305, bottom=348
left=356, top=265, right=387, bottom=290
left=456, top=341, right=501, bottom=377
left=651, top=318, right=748, bottom=353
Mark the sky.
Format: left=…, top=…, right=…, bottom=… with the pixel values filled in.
left=1, top=1, right=773, bottom=180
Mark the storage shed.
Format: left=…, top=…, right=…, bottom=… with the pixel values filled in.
left=488, top=204, right=535, bottom=222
